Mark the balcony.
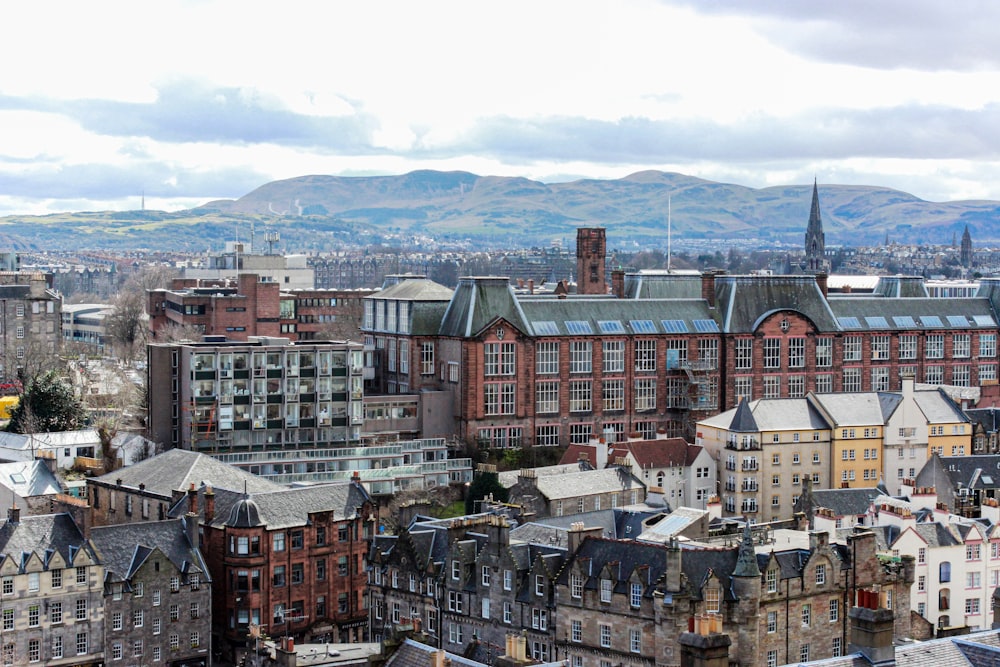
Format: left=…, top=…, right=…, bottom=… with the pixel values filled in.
left=725, top=436, right=760, bottom=451
left=741, top=460, right=759, bottom=472
left=741, top=501, right=759, bottom=514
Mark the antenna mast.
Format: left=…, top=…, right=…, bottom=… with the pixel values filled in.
left=667, top=196, right=672, bottom=272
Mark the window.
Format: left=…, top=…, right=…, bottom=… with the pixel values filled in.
left=600, top=578, right=612, bottom=602
left=767, top=610, right=777, bottom=633
left=766, top=650, right=777, bottom=667
left=815, top=564, right=826, bottom=585
left=531, top=608, right=547, bottom=630
left=734, top=338, right=753, bottom=370
left=926, top=365, right=944, bottom=384
left=967, top=544, right=981, bottom=561
left=829, top=598, right=839, bottom=621
left=635, top=340, right=656, bottom=372
left=536, top=381, right=559, bottom=413
left=273, top=532, right=286, bottom=552
left=170, top=604, right=179, bottom=621
left=28, top=604, right=39, bottom=627
left=571, top=619, right=582, bottom=642
left=75, top=598, right=87, bottom=620
left=630, top=582, right=643, bottom=608
left=843, top=367, right=861, bottom=392
left=802, top=604, right=811, bottom=627
left=697, top=338, right=718, bottom=369
left=169, top=634, right=179, bottom=650
left=940, top=561, right=951, bottom=583
left=447, top=591, right=463, bottom=613
left=76, top=633, right=88, bottom=656
left=629, top=628, right=641, bottom=653
left=421, top=342, right=435, bottom=374
left=153, top=617, right=161, bottom=635
left=535, top=574, right=545, bottom=596
left=763, top=338, right=781, bottom=368
left=602, top=379, right=625, bottom=411
left=871, top=335, right=890, bottom=360
left=503, top=569, right=512, bottom=590
left=112, top=642, right=123, bottom=661
left=967, top=571, right=982, bottom=588
left=603, top=340, right=625, bottom=373
left=918, top=547, right=926, bottom=564
left=766, top=569, right=777, bottom=593
left=954, top=333, right=971, bottom=358
left=569, top=381, right=592, bottom=412
left=634, top=378, right=656, bottom=411
left=503, top=601, right=512, bottom=624
left=0, top=578, right=10, bottom=596
left=536, top=342, right=559, bottom=374
left=953, top=364, right=971, bottom=386
left=966, top=598, right=981, bottom=615
left=927, top=334, right=944, bottom=359
left=484, top=342, right=516, bottom=376
left=788, top=337, right=805, bottom=367
left=133, top=640, right=144, bottom=658
left=800, top=644, right=810, bottom=662
left=600, top=624, right=611, bottom=648
left=981, top=333, right=998, bottom=358
left=569, top=341, right=593, bottom=373
left=481, top=597, right=490, bottom=619
left=273, top=565, right=286, bottom=587
left=844, top=336, right=862, bottom=361
left=190, top=602, right=200, bottom=619
left=871, top=366, right=889, bottom=391
left=570, top=573, right=583, bottom=598
left=50, top=601, right=62, bottom=624
left=170, top=576, right=180, bottom=592
left=133, top=609, right=144, bottom=627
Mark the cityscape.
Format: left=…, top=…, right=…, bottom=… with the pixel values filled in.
left=5, top=3, right=1000, bottom=667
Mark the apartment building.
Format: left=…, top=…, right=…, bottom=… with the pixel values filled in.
left=0, top=510, right=105, bottom=667
left=697, top=398, right=832, bottom=521
left=180, top=478, right=375, bottom=660
left=146, top=337, right=366, bottom=453
left=90, top=517, right=212, bottom=667
left=0, top=273, right=62, bottom=382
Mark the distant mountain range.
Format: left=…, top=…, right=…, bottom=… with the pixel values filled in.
left=4, top=170, right=999, bottom=252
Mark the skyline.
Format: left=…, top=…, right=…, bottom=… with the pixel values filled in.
left=4, top=1, right=1000, bottom=216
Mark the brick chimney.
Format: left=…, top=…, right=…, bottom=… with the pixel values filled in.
left=7, top=505, right=19, bottom=524
left=567, top=522, right=603, bottom=553
left=186, top=483, right=198, bottom=514
left=816, top=272, right=829, bottom=297
left=611, top=269, right=625, bottom=298
left=204, top=486, right=215, bottom=523
left=701, top=271, right=718, bottom=308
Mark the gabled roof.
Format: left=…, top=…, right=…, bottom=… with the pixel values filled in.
left=714, top=275, right=840, bottom=333
left=93, top=448, right=284, bottom=498
left=967, top=408, right=1000, bottom=434
left=439, top=277, right=529, bottom=338
left=498, top=462, right=592, bottom=489
left=515, top=467, right=644, bottom=501
left=702, top=397, right=829, bottom=432
left=622, top=272, right=702, bottom=299
left=620, top=438, right=698, bottom=469
left=913, top=389, right=970, bottom=424
left=806, top=487, right=882, bottom=518
left=90, top=518, right=208, bottom=582
left=918, top=454, right=1000, bottom=492
left=0, top=460, right=62, bottom=497
left=372, top=278, right=453, bottom=302
left=560, top=537, right=671, bottom=599
left=0, top=514, right=95, bottom=568
left=808, top=392, right=898, bottom=427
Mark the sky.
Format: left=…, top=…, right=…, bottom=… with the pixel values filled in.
left=4, top=0, right=1000, bottom=216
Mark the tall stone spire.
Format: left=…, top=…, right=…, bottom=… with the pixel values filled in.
left=961, top=225, right=973, bottom=269
left=804, top=178, right=827, bottom=273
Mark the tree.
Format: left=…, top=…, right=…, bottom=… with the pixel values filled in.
left=7, top=370, right=86, bottom=434
left=465, top=469, right=509, bottom=514
left=105, top=289, right=147, bottom=363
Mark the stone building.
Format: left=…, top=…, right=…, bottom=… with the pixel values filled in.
left=0, top=273, right=62, bottom=383
left=90, top=517, right=212, bottom=667
left=0, top=509, right=105, bottom=667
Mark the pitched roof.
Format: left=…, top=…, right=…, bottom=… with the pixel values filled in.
left=93, top=448, right=284, bottom=497
left=519, top=467, right=645, bottom=501
left=0, top=460, right=62, bottom=497
left=714, top=275, right=840, bottom=333
left=497, top=462, right=592, bottom=489
left=807, top=487, right=882, bottom=517
left=619, top=438, right=696, bottom=469
left=0, top=514, right=95, bottom=568
left=913, top=389, right=969, bottom=424
left=90, top=518, right=208, bottom=581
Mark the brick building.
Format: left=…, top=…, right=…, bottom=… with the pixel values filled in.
left=147, top=273, right=371, bottom=343
left=175, top=478, right=375, bottom=660
left=362, top=191, right=1000, bottom=448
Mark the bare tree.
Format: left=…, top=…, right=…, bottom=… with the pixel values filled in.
left=105, top=289, right=147, bottom=363
left=156, top=322, right=205, bottom=344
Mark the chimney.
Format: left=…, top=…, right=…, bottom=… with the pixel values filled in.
left=184, top=512, right=199, bottom=549
left=679, top=626, right=731, bottom=667
left=431, top=649, right=447, bottom=667
left=527, top=279, right=534, bottom=295
left=701, top=271, right=718, bottom=308
left=901, top=372, right=915, bottom=399
left=847, top=594, right=896, bottom=666
left=816, top=272, right=829, bottom=297
left=665, top=537, right=682, bottom=592
left=274, top=636, right=297, bottom=667
left=567, top=522, right=603, bottom=553
left=611, top=269, right=625, bottom=298
left=186, top=483, right=198, bottom=514
left=204, top=486, right=215, bottom=522
left=7, top=505, right=19, bottom=524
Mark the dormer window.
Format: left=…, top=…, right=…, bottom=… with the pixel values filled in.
left=600, top=578, right=613, bottom=603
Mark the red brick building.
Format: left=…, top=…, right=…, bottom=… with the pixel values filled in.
left=174, top=477, right=375, bottom=660
left=147, top=274, right=371, bottom=343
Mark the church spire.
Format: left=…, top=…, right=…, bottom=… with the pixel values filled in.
left=733, top=521, right=760, bottom=578
left=804, top=178, right=827, bottom=273
left=961, top=225, right=973, bottom=269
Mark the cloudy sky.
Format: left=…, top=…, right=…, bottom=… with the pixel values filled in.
left=3, top=0, right=1000, bottom=216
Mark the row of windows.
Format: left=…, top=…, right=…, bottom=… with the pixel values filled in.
left=2, top=632, right=90, bottom=664
left=1, top=567, right=88, bottom=594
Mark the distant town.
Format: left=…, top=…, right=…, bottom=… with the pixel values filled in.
left=1, top=184, right=1000, bottom=667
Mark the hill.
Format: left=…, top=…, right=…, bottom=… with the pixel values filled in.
left=2, top=171, right=998, bottom=251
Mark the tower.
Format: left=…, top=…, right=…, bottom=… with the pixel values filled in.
left=576, top=227, right=607, bottom=295
left=804, top=179, right=828, bottom=272
left=730, top=522, right=762, bottom=667
left=961, top=225, right=973, bottom=269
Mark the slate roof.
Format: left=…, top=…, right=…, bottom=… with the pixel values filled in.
left=385, top=638, right=488, bottom=667
left=701, top=398, right=828, bottom=432
left=680, top=544, right=741, bottom=602
left=636, top=507, right=709, bottom=544
left=714, top=275, right=840, bottom=333
left=372, top=278, right=454, bottom=302
left=827, top=295, right=998, bottom=330
left=807, top=486, right=884, bottom=517
left=518, top=467, right=645, bottom=501
left=93, top=448, right=284, bottom=497
left=169, top=480, right=370, bottom=530
left=967, top=408, right=1000, bottom=434
left=0, top=460, right=62, bottom=497
left=439, top=277, right=530, bottom=338
left=619, top=438, right=699, bottom=468
left=728, top=399, right=758, bottom=432
left=622, top=272, right=703, bottom=299
left=518, top=508, right=665, bottom=546
left=518, top=297, right=715, bottom=337
left=90, top=518, right=208, bottom=581
left=497, top=462, right=593, bottom=489
left=873, top=275, right=930, bottom=298
left=913, top=389, right=970, bottom=424
left=0, top=514, right=95, bottom=569
left=800, top=627, right=1000, bottom=667
left=560, top=536, right=671, bottom=600
left=808, top=392, right=901, bottom=427
left=916, top=454, right=1000, bottom=492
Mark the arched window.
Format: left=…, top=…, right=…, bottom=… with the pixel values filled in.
left=656, top=471, right=665, bottom=487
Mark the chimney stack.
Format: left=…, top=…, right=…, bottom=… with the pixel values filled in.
left=611, top=269, right=625, bottom=298
left=816, top=272, right=829, bottom=297
left=186, top=483, right=198, bottom=514
left=204, top=486, right=215, bottom=522
left=847, top=592, right=896, bottom=666
left=7, top=505, right=19, bottom=524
